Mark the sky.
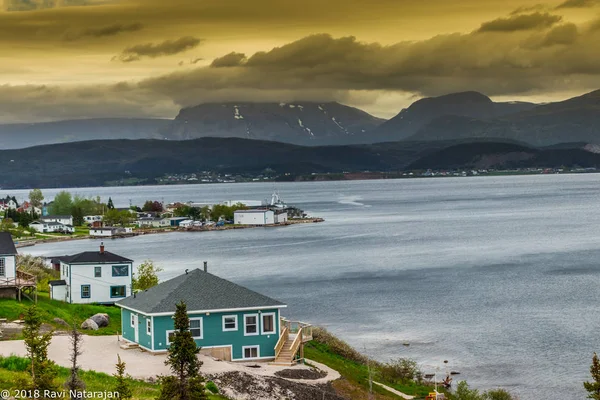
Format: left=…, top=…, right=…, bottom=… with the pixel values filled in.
left=1, top=0, right=599, bottom=122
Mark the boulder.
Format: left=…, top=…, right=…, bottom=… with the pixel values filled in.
left=80, top=319, right=99, bottom=331
left=89, top=313, right=110, bottom=328
left=53, top=318, right=69, bottom=327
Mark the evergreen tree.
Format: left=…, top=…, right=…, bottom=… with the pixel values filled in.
left=22, top=305, right=59, bottom=392
left=71, top=206, right=84, bottom=226
left=64, top=324, right=85, bottom=398
left=157, top=301, right=206, bottom=400
left=585, top=353, right=600, bottom=399
left=113, top=355, right=132, bottom=400
left=107, top=197, right=115, bottom=210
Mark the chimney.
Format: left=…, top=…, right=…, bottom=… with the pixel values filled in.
left=204, top=261, right=208, bottom=272
left=100, top=242, right=105, bottom=254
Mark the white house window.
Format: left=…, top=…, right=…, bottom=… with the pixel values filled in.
left=110, top=286, right=126, bottom=298
left=261, top=313, right=276, bottom=335
left=94, top=267, right=102, bottom=278
left=189, top=318, right=203, bottom=339
left=112, top=265, right=129, bottom=277
left=130, top=314, right=136, bottom=328
left=81, top=285, right=91, bottom=299
left=222, top=315, right=238, bottom=332
left=244, top=314, right=259, bottom=336
left=146, top=319, right=151, bottom=335
left=166, top=330, right=175, bottom=345
left=0, top=258, right=5, bottom=277
left=242, top=345, right=259, bottom=359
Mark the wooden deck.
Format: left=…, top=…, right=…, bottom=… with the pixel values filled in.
left=0, top=271, right=37, bottom=302
left=272, top=318, right=313, bottom=366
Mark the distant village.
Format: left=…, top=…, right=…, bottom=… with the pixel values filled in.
left=0, top=190, right=316, bottom=242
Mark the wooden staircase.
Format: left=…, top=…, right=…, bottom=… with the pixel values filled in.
left=271, top=319, right=313, bottom=366
left=272, top=333, right=298, bottom=366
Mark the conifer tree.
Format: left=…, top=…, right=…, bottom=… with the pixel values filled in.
left=107, top=197, right=115, bottom=210
left=113, top=355, right=132, bottom=400
left=157, top=301, right=206, bottom=400
left=64, top=323, right=85, bottom=398
left=22, top=305, right=59, bottom=392
left=584, top=353, right=600, bottom=399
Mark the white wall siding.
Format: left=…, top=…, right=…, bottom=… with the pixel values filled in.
left=50, top=285, right=68, bottom=302
left=0, top=255, right=16, bottom=279
left=234, top=211, right=275, bottom=225
left=61, top=261, right=132, bottom=304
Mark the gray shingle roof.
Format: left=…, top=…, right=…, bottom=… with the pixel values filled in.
left=0, top=232, right=17, bottom=255
left=62, top=251, right=132, bottom=264
left=116, top=268, right=285, bottom=314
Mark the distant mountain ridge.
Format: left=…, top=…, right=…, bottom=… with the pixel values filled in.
left=160, top=101, right=386, bottom=145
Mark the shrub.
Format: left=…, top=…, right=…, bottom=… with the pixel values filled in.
left=378, top=358, right=420, bottom=384
left=0, top=355, right=31, bottom=371
left=483, top=388, right=516, bottom=400
left=205, top=381, right=219, bottom=394
left=311, top=327, right=372, bottom=365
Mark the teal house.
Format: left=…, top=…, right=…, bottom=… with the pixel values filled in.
left=116, top=267, right=300, bottom=362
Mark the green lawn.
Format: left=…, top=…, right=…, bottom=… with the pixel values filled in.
left=305, top=341, right=438, bottom=399
left=0, top=292, right=121, bottom=336
left=0, top=356, right=229, bottom=400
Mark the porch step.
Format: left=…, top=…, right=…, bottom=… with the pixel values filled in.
left=119, top=342, right=139, bottom=350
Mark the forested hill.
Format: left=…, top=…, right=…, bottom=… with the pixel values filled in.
left=2, top=137, right=600, bottom=188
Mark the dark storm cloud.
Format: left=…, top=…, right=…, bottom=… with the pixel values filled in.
left=510, top=4, right=548, bottom=15
left=210, top=52, right=246, bottom=67
left=113, top=36, right=203, bottom=62
left=477, top=12, right=562, bottom=32
left=64, top=22, right=144, bottom=41
left=555, top=0, right=600, bottom=9
left=3, top=0, right=107, bottom=11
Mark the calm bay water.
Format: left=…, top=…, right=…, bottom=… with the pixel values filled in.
left=4, top=175, right=600, bottom=399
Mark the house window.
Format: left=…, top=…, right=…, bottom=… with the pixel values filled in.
left=146, top=319, right=151, bottom=335
left=110, top=286, right=126, bottom=298
left=190, top=318, right=203, bottom=339
left=94, top=267, right=102, bottom=278
left=242, top=346, right=260, bottom=359
left=222, top=315, right=238, bottom=332
left=261, top=313, right=276, bottom=335
left=112, top=265, right=129, bottom=277
left=166, top=330, right=175, bottom=345
left=0, top=258, right=5, bottom=277
left=81, top=285, right=91, bottom=299
left=130, top=314, right=136, bottom=328
left=244, top=314, right=259, bottom=336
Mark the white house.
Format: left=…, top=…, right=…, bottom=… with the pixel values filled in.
left=234, top=209, right=275, bottom=225
left=49, top=243, right=133, bottom=304
left=137, top=217, right=170, bottom=228
left=89, top=227, right=132, bottom=237
left=0, top=232, right=17, bottom=282
left=179, top=219, right=194, bottom=228
left=41, top=215, right=73, bottom=226
left=30, top=221, right=74, bottom=234
left=84, top=215, right=103, bottom=224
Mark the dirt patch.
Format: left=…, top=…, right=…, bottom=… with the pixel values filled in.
left=210, top=370, right=344, bottom=400
left=0, top=322, right=55, bottom=340
left=274, top=368, right=327, bottom=380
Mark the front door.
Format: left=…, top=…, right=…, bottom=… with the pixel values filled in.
left=133, top=314, right=139, bottom=342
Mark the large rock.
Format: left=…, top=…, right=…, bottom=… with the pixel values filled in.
left=53, top=318, right=69, bottom=327
left=80, top=319, right=99, bottom=331
left=89, top=313, right=110, bottom=328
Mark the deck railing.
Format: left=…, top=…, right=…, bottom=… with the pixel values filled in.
left=288, top=327, right=303, bottom=362
left=281, top=318, right=313, bottom=342
left=0, top=271, right=36, bottom=287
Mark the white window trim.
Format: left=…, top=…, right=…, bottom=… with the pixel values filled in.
left=261, top=312, right=276, bottom=335
left=130, top=314, right=135, bottom=328
left=242, top=345, right=260, bottom=360
left=243, top=313, right=259, bottom=336
left=146, top=318, right=151, bottom=335
left=166, top=330, right=175, bottom=345
left=222, top=315, right=238, bottom=332
left=189, top=317, right=203, bottom=339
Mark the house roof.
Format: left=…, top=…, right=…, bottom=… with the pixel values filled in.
left=41, top=215, right=72, bottom=219
left=116, top=268, right=285, bottom=314
left=61, top=251, right=132, bottom=264
left=0, top=232, right=17, bottom=255
left=49, top=280, right=67, bottom=286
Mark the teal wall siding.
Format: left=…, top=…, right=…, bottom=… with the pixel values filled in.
left=121, top=308, right=135, bottom=343
left=120, top=308, right=153, bottom=350
left=152, top=309, right=281, bottom=359
left=138, top=314, right=152, bottom=350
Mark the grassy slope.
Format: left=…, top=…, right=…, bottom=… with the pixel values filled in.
left=0, top=292, right=121, bottom=336
left=305, top=340, right=442, bottom=400
left=0, top=356, right=228, bottom=400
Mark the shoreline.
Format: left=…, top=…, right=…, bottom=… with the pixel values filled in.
left=14, top=217, right=325, bottom=248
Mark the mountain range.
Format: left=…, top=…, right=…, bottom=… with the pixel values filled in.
left=1, top=137, right=600, bottom=188
left=0, top=89, right=599, bottom=149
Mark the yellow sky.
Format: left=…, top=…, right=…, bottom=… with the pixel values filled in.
left=0, top=0, right=599, bottom=122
